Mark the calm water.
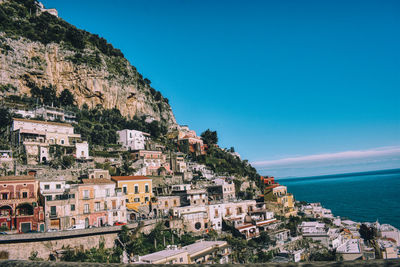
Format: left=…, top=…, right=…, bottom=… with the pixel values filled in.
left=276, top=169, right=400, bottom=229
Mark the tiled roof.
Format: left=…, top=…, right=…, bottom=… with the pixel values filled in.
left=111, top=176, right=151, bottom=181
left=13, top=117, right=73, bottom=127
left=81, top=178, right=114, bottom=184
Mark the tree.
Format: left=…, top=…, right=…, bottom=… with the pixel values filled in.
left=41, top=85, right=58, bottom=106
left=66, top=27, right=85, bottom=49
left=148, top=120, right=161, bottom=138
left=359, top=224, right=377, bottom=243
left=144, top=78, right=151, bottom=85
left=201, top=129, right=218, bottom=145
left=59, top=89, right=75, bottom=107
left=0, top=108, right=11, bottom=129
left=61, top=155, right=75, bottom=169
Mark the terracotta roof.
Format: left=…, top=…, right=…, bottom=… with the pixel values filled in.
left=81, top=178, right=114, bottom=184
left=256, top=219, right=278, bottom=226
left=265, top=184, right=281, bottom=190
left=111, top=176, right=151, bottom=181
left=236, top=224, right=256, bottom=230
left=13, top=117, right=72, bottom=127
left=0, top=175, right=35, bottom=181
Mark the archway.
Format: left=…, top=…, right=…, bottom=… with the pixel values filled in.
left=0, top=206, right=12, bottom=216
left=16, top=203, right=33, bottom=216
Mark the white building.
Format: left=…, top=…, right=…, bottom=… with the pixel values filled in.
left=75, top=141, right=89, bottom=159
left=117, top=129, right=149, bottom=151
left=379, top=224, right=400, bottom=246
left=208, top=200, right=258, bottom=232
left=137, top=241, right=230, bottom=264
left=40, top=180, right=68, bottom=201
left=11, top=105, right=76, bottom=122
left=171, top=184, right=192, bottom=192
left=336, top=239, right=362, bottom=261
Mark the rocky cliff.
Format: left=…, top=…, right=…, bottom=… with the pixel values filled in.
left=0, top=0, right=176, bottom=125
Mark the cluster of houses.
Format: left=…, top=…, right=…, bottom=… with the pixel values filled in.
left=295, top=206, right=400, bottom=261
left=4, top=106, right=213, bottom=179
left=2, top=105, right=399, bottom=263
left=0, top=170, right=280, bottom=239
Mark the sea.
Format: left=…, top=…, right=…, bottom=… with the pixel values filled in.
left=276, top=169, right=400, bottom=229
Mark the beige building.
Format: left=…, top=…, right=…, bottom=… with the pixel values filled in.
left=155, top=196, right=181, bottom=217
left=172, top=206, right=209, bottom=234
left=11, top=118, right=86, bottom=164
left=44, top=178, right=127, bottom=230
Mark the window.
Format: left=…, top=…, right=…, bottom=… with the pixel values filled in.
left=44, top=185, right=50, bottom=190
left=1, top=193, right=8, bottom=200
left=22, top=192, right=28, bottom=198
left=134, top=198, right=140, bottom=202
left=84, top=204, right=89, bottom=214
left=50, top=206, right=56, bottom=216
left=70, top=204, right=75, bottom=211
left=173, top=200, right=177, bottom=205
left=46, top=195, right=52, bottom=201
left=145, top=197, right=149, bottom=202
left=56, top=184, right=61, bottom=189
left=195, top=222, right=201, bottom=230
left=95, top=202, right=100, bottom=211
left=60, top=139, right=65, bottom=145
left=134, top=185, right=139, bottom=194
left=145, top=184, right=149, bottom=193
left=123, top=186, right=127, bottom=194
left=106, top=189, right=110, bottom=197
left=69, top=194, right=75, bottom=199
left=83, top=190, right=89, bottom=199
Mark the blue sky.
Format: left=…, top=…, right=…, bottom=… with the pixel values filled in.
left=42, top=0, right=400, bottom=177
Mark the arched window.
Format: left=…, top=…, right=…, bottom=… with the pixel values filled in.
left=195, top=222, right=201, bottom=230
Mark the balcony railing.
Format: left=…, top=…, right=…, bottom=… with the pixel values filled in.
left=0, top=192, right=35, bottom=200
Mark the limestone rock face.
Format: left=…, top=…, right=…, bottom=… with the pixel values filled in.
left=0, top=34, right=177, bottom=125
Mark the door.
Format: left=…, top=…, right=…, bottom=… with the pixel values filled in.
left=21, top=222, right=31, bottom=233
left=85, top=218, right=89, bottom=228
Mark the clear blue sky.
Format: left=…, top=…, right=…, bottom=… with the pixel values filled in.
left=42, top=0, right=400, bottom=177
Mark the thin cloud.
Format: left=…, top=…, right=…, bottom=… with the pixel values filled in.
left=251, top=146, right=400, bottom=167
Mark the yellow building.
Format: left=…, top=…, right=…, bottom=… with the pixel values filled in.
left=264, top=185, right=296, bottom=217
left=111, top=176, right=152, bottom=211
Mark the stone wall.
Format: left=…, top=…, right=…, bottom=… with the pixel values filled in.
left=0, top=219, right=159, bottom=260
left=0, top=232, right=117, bottom=260
left=0, top=259, right=399, bottom=266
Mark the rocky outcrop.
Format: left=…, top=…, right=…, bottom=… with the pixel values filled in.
left=0, top=33, right=176, bottom=125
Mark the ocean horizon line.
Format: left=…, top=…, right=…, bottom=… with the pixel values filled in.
left=273, top=167, right=400, bottom=181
